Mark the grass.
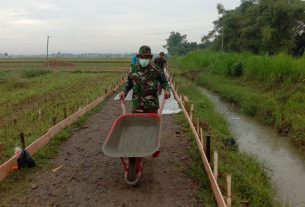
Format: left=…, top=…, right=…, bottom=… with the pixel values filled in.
left=0, top=99, right=108, bottom=204
left=0, top=59, right=130, bottom=71
left=173, top=51, right=305, bottom=152
left=170, top=64, right=281, bottom=206
left=178, top=51, right=305, bottom=84
left=0, top=70, right=124, bottom=163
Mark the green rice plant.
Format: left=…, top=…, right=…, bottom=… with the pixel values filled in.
left=6, top=71, right=28, bottom=88
left=0, top=71, right=124, bottom=163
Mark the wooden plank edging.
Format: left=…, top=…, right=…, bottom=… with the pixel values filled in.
left=170, top=78, right=227, bottom=207
left=0, top=76, right=125, bottom=181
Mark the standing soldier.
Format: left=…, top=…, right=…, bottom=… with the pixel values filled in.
left=154, top=52, right=168, bottom=94
left=120, top=46, right=170, bottom=113
left=154, top=52, right=167, bottom=72
left=130, top=53, right=138, bottom=67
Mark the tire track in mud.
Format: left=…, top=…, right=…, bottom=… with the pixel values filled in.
left=2, top=98, right=201, bottom=207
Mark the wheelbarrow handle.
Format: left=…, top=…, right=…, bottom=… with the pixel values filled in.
left=158, top=98, right=166, bottom=114
left=120, top=98, right=126, bottom=115
left=120, top=97, right=166, bottom=115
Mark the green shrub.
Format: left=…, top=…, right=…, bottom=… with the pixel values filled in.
left=230, top=62, right=244, bottom=77
left=21, top=69, right=51, bottom=78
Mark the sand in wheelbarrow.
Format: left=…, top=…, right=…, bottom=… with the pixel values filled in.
left=103, top=114, right=161, bottom=158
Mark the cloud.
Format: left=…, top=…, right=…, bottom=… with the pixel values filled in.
left=0, top=0, right=241, bottom=54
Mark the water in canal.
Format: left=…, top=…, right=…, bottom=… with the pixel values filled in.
left=201, top=88, right=305, bottom=207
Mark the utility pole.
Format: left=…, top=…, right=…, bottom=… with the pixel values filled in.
left=222, top=29, right=224, bottom=52
left=47, top=35, right=50, bottom=68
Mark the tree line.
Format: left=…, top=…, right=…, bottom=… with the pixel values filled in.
left=164, top=0, right=305, bottom=56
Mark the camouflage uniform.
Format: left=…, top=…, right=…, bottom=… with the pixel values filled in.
left=154, top=57, right=167, bottom=71
left=123, top=62, right=170, bottom=113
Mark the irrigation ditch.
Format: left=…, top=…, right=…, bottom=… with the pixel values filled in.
left=200, top=87, right=305, bottom=206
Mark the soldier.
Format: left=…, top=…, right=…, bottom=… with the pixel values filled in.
left=130, top=53, right=138, bottom=67
left=154, top=52, right=168, bottom=95
left=120, top=46, right=170, bottom=113
left=154, top=52, right=167, bottom=72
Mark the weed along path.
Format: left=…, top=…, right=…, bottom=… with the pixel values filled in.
left=201, top=87, right=305, bottom=206
left=2, top=98, right=201, bottom=207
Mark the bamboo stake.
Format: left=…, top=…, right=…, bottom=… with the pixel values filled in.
left=206, top=135, right=211, bottom=162
left=213, top=151, right=218, bottom=181
left=63, top=108, right=67, bottom=119
left=20, top=132, right=25, bottom=149
left=52, top=117, right=57, bottom=125
left=196, top=117, right=200, bottom=135
left=200, top=127, right=204, bottom=148
left=190, top=104, right=194, bottom=120
left=226, top=174, right=232, bottom=207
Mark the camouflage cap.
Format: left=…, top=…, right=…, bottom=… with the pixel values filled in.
left=137, top=45, right=152, bottom=57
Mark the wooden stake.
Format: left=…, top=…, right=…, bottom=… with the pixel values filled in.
left=63, top=108, right=67, bottom=119
left=52, top=117, right=57, bottom=125
left=226, top=174, right=232, bottom=207
left=196, top=117, right=200, bottom=135
left=206, top=135, right=211, bottom=162
left=213, top=151, right=218, bottom=181
left=200, top=127, right=204, bottom=148
left=190, top=104, right=194, bottom=120
left=20, top=132, right=25, bottom=149
left=38, top=108, right=41, bottom=115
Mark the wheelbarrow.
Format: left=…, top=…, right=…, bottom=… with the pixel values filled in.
left=103, top=98, right=166, bottom=185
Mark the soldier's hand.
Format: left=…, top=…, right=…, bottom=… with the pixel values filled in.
left=164, top=91, right=171, bottom=99
left=119, top=91, right=125, bottom=100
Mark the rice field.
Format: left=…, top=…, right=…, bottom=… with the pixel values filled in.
left=0, top=60, right=126, bottom=163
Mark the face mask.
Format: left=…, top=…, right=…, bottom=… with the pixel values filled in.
left=139, top=58, right=150, bottom=68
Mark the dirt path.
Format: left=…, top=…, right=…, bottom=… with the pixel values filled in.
left=3, top=98, right=201, bottom=207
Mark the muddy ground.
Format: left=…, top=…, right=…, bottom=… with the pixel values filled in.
left=1, top=98, right=201, bottom=207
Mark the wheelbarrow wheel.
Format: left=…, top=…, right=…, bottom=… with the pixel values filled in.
left=127, top=158, right=137, bottom=182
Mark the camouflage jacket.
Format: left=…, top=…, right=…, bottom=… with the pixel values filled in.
left=123, top=62, right=170, bottom=113
left=154, top=57, right=167, bottom=70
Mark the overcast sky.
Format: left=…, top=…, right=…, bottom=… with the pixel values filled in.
left=0, top=0, right=240, bottom=54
